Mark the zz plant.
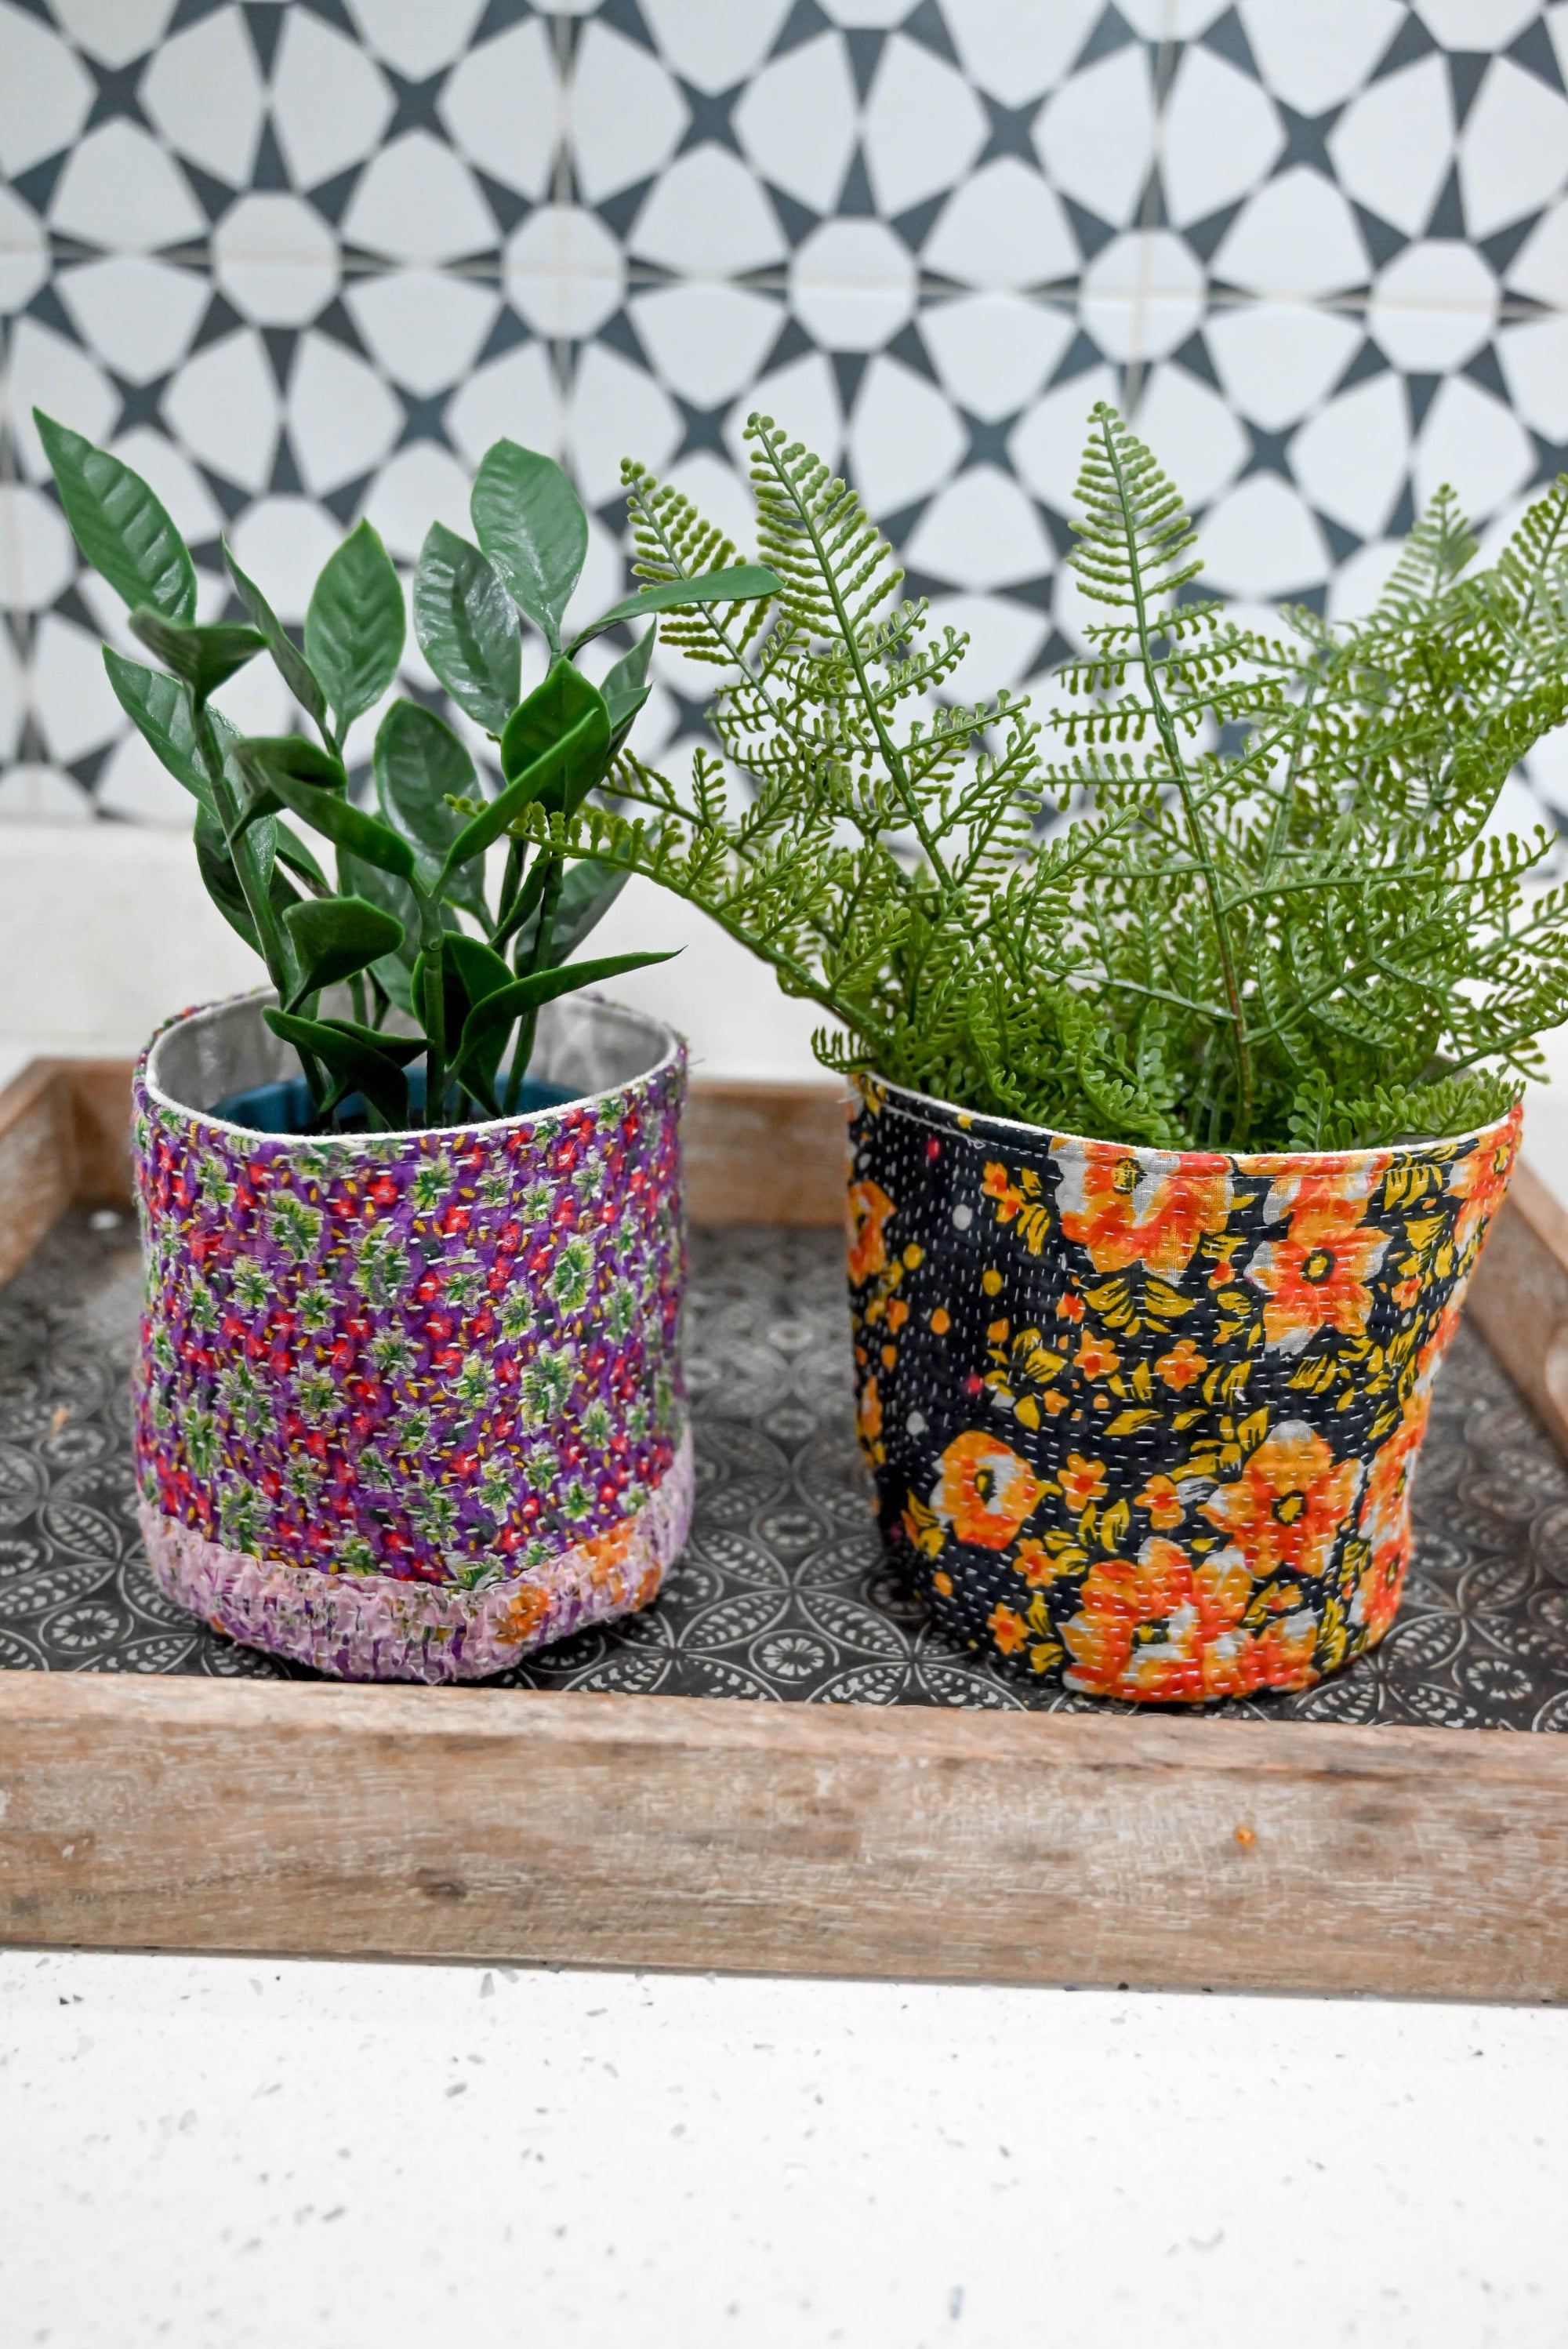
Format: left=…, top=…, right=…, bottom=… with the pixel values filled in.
left=34, top=410, right=777, bottom=1131
left=524, top=405, right=1568, bottom=1153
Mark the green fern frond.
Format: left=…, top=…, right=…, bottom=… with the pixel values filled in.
left=588, top=405, right=1568, bottom=1151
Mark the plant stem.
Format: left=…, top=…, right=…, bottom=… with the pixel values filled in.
left=1098, top=412, right=1255, bottom=1142
left=416, top=906, right=447, bottom=1128
left=194, top=701, right=325, bottom=1119
left=753, top=436, right=959, bottom=911
left=505, top=858, right=562, bottom=1115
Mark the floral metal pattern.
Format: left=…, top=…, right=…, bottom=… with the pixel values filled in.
left=2, top=1221, right=1568, bottom=1730
left=848, top=1077, right=1522, bottom=1701
left=130, top=1004, right=689, bottom=1681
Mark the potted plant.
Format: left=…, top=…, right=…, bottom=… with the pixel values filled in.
left=532, top=405, right=1568, bottom=1701
left=35, top=410, right=776, bottom=1682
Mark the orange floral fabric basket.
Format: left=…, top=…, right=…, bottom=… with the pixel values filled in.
left=846, top=1076, right=1520, bottom=1702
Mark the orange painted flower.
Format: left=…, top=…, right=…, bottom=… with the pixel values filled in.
left=584, top=1517, right=635, bottom=1591
left=989, top=1601, right=1027, bottom=1655
left=1052, top=1137, right=1231, bottom=1281
left=1355, top=1390, right=1432, bottom=1639
left=1448, top=1110, right=1519, bottom=1258
left=499, top=1581, right=550, bottom=1644
left=1055, top=1291, right=1085, bottom=1322
left=1062, top=1534, right=1317, bottom=1701
left=1155, top=1337, right=1208, bottom=1390
left=1012, top=1537, right=1061, bottom=1585
left=1244, top=1174, right=1391, bottom=1356
left=1074, top=1328, right=1120, bottom=1381
left=1062, top=1538, right=1253, bottom=1700
left=931, top=1430, right=1044, bottom=1549
left=1135, top=1472, right=1185, bottom=1530
left=857, top=1374, right=883, bottom=1447
left=846, top=1179, right=895, bottom=1287
left=1200, top=1421, right=1362, bottom=1583
left=1058, top=1451, right=1108, bottom=1513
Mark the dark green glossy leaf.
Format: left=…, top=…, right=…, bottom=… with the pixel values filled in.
left=412, top=522, right=520, bottom=734
left=194, top=808, right=290, bottom=955
left=272, top=821, right=330, bottom=894
left=281, top=895, right=406, bottom=1010
left=371, top=954, right=416, bottom=1017
left=498, top=657, right=612, bottom=833
left=606, top=685, right=650, bottom=757
left=453, top=948, right=677, bottom=1076
left=338, top=849, right=420, bottom=960
left=303, top=520, right=405, bottom=736
left=372, top=697, right=487, bottom=923
left=223, top=539, right=328, bottom=728
left=470, top=440, right=586, bottom=654
left=602, top=622, right=655, bottom=747
left=410, top=931, right=510, bottom=1063
left=262, top=1009, right=411, bottom=1127
left=443, top=695, right=610, bottom=877
left=233, top=738, right=417, bottom=881
left=446, top=931, right=513, bottom=1009
left=34, top=410, right=195, bottom=621
left=303, top=1016, right=424, bottom=1066
left=521, top=856, right=630, bottom=966
left=103, top=652, right=212, bottom=811
left=195, top=812, right=260, bottom=952
left=566, top=564, right=781, bottom=654
left=602, top=624, right=656, bottom=701
left=129, top=608, right=264, bottom=704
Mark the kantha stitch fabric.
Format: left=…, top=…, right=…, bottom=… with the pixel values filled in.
left=132, top=997, right=690, bottom=1683
left=847, top=1076, right=1522, bottom=1701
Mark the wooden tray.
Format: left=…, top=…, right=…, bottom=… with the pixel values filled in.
left=2, top=1056, right=1567, bottom=2003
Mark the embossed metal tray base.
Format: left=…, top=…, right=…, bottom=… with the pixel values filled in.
left=1, top=1211, right=1565, bottom=1729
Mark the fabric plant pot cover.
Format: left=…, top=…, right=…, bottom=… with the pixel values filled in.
left=132, top=989, right=690, bottom=1683
left=845, top=1074, right=1521, bottom=1701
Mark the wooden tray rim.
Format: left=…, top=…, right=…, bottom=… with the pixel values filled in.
left=2, top=1053, right=1566, bottom=2002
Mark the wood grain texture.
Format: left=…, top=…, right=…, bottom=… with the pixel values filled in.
left=2, top=1676, right=1566, bottom=1998
left=1465, top=1164, right=1568, bottom=1457
left=0, top=1059, right=850, bottom=1230
left=0, top=1062, right=76, bottom=1289
left=4, top=1053, right=1568, bottom=1999
left=61, top=1058, right=138, bottom=1204
left=683, top=1080, right=848, bottom=1226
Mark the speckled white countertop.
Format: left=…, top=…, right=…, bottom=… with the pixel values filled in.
left=2, top=1949, right=1565, bottom=2347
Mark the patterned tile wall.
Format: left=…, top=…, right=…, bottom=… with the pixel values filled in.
left=3, top=0, right=1568, bottom=830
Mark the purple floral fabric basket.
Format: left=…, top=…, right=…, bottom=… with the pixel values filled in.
left=132, top=989, right=691, bottom=1683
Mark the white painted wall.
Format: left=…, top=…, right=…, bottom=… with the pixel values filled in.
left=4, top=815, right=1566, bottom=1203
left=0, top=817, right=823, bottom=1089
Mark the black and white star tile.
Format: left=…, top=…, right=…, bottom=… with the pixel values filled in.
left=4, top=0, right=1568, bottom=830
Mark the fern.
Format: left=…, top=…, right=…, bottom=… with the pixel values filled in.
left=526, top=403, right=1568, bottom=1152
